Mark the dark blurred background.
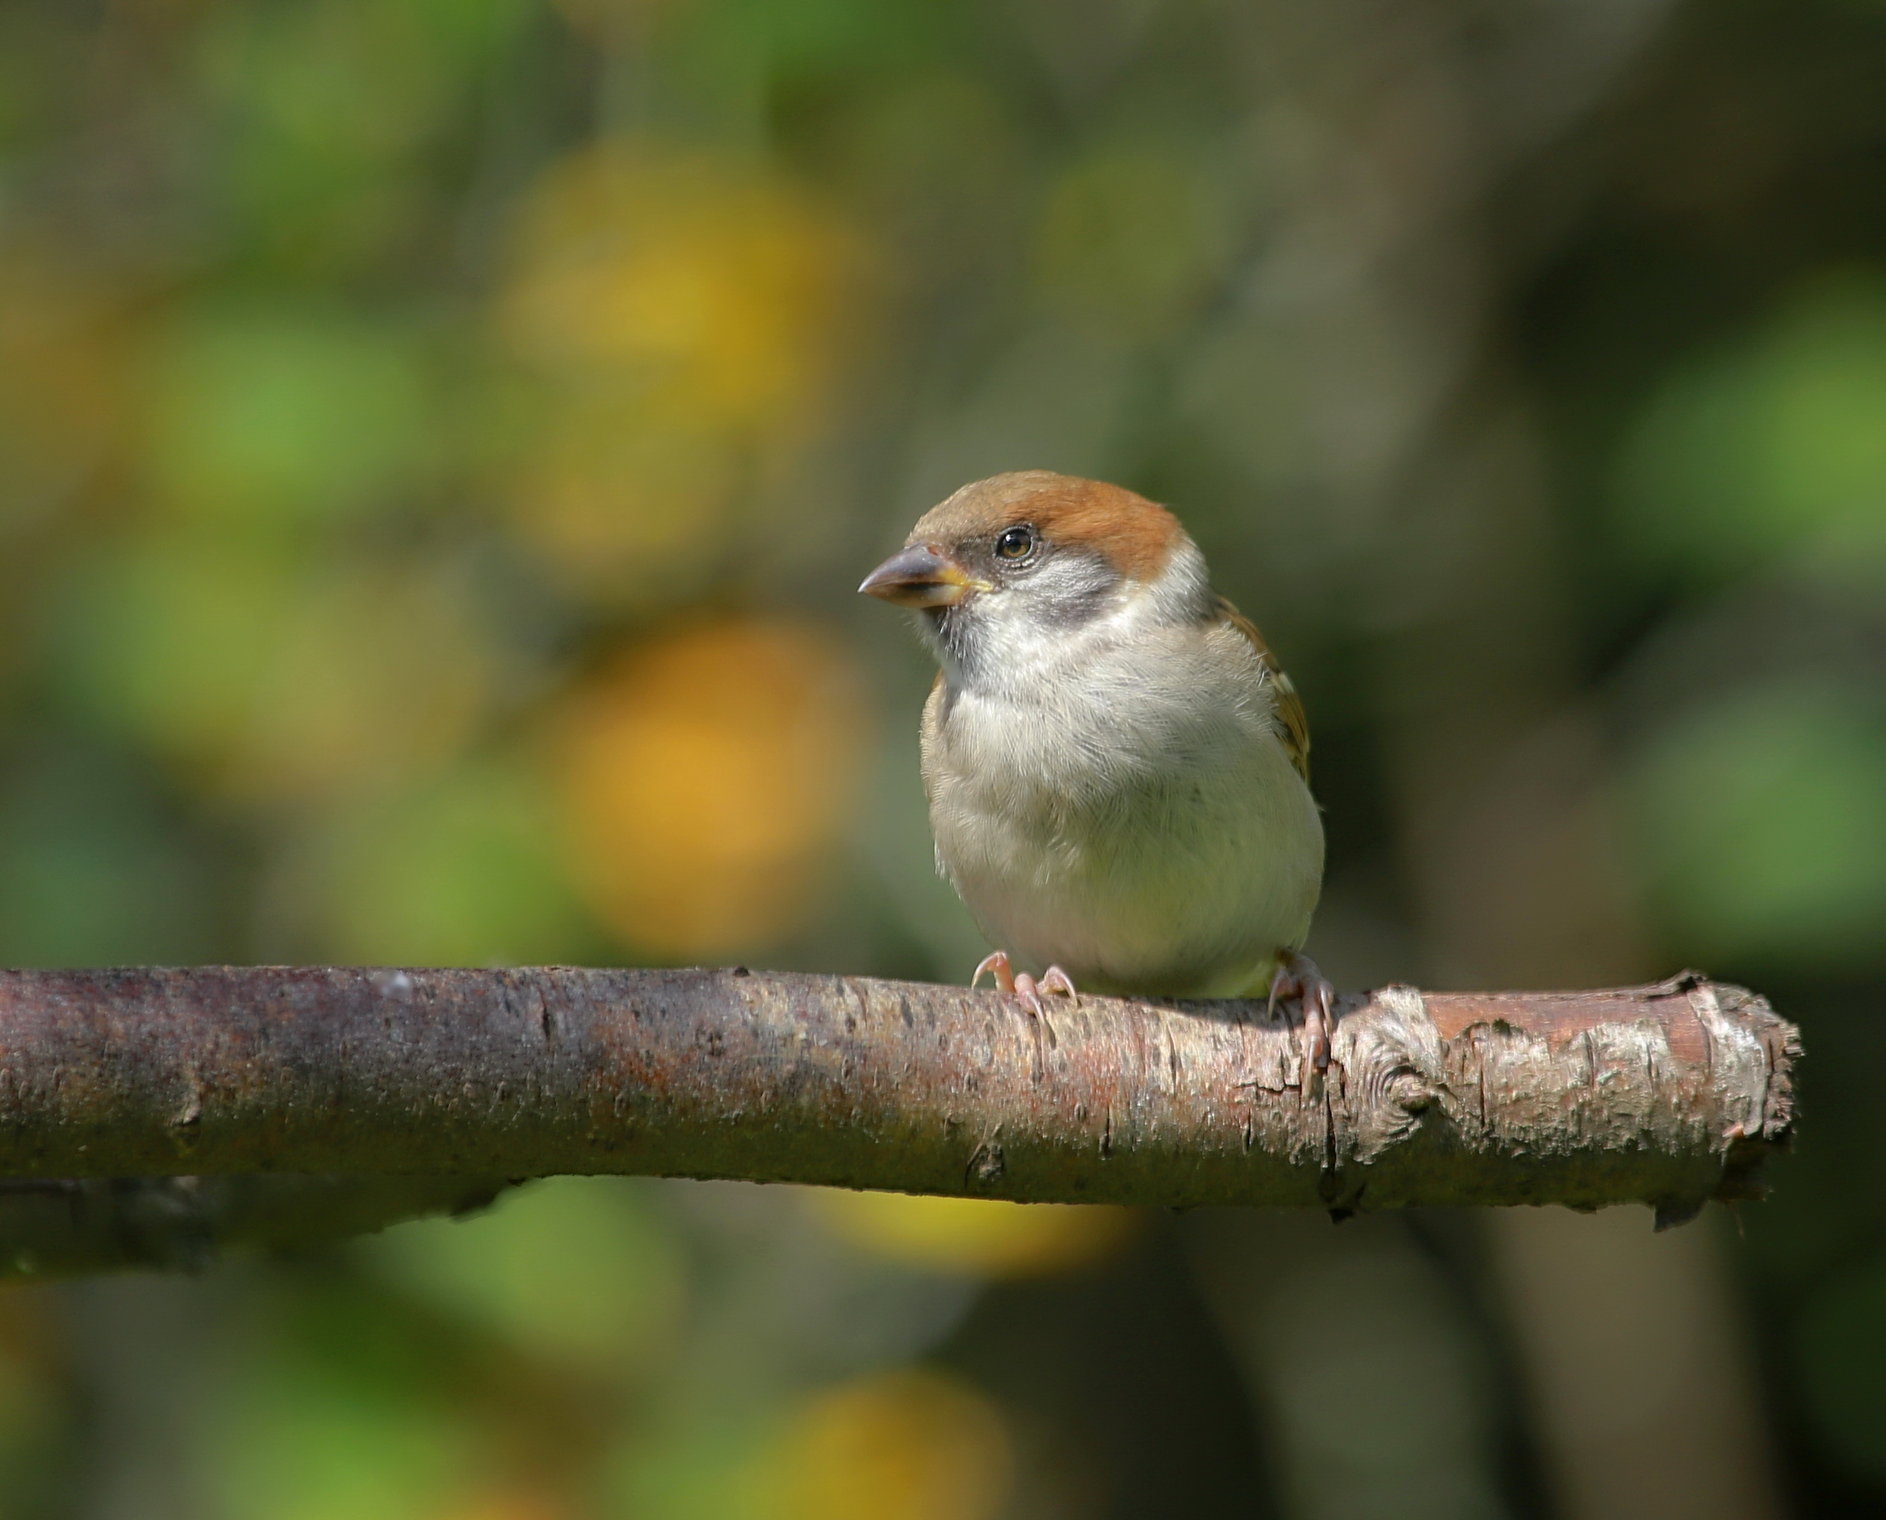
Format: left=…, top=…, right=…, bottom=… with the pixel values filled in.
left=2, top=1, right=1884, bottom=1515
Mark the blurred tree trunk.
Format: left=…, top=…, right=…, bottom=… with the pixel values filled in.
left=1194, top=2, right=1788, bottom=1516
left=1380, top=379, right=1785, bottom=1520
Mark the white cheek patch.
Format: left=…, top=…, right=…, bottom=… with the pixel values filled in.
left=933, top=531, right=1215, bottom=697
left=1145, top=538, right=1213, bottom=624
left=932, top=554, right=1112, bottom=688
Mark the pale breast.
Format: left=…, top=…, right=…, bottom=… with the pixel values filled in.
left=921, top=626, right=1324, bottom=995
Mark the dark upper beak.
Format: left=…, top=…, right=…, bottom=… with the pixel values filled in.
left=857, top=544, right=985, bottom=608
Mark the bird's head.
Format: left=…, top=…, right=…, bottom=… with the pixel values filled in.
left=859, top=471, right=1211, bottom=684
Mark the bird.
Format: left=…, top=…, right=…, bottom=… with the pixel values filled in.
left=859, top=470, right=1336, bottom=1069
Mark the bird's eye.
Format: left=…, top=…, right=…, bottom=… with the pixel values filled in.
left=994, top=525, right=1036, bottom=561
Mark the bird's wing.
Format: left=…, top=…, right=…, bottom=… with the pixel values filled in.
left=1216, top=595, right=1311, bottom=784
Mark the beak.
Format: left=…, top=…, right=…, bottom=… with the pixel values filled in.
left=858, top=544, right=984, bottom=608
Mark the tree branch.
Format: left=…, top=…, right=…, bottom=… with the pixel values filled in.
left=0, top=966, right=1795, bottom=1258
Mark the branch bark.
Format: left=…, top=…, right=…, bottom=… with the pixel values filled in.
left=0, top=966, right=1794, bottom=1244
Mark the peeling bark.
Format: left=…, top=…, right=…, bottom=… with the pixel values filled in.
left=0, top=966, right=1794, bottom=1262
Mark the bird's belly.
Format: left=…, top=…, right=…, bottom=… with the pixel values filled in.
left=930, top=739, right=1323, bottom=996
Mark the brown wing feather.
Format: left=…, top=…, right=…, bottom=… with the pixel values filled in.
left=1215, top=595, right=1311, bottom=784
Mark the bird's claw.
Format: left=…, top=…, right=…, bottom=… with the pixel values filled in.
left=970, top=950, right=1012, bottom=993
left=1269, top=952, right=1336, bottom=1073
left=972, top=951, right=1077, bottom=1016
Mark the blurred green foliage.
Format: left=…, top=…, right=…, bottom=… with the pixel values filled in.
left=1617, top=274, right=1886, bottom=586
left=362, top=1179, right=685, bottom=1373
left=1630, top=680, right=1886, bottom=965
left=2, top=0, right=1886, bottom=1516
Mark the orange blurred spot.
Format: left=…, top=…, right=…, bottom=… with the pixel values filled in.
left=766, top=1370, right=1013, bottom=1520
left=812, top=1190, right=1138, bottom=1278
left=552, top=617, right=865, bottom=955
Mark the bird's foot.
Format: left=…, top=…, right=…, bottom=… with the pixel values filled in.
left=1268, top=951, right=1336, bottom=1073
left=972, top=951, right=1077, bottom=1017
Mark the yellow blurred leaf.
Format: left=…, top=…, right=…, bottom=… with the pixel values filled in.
left=551, top=617, right=866, bottom=955
left=763, top=1370, right=1013, bottom=1520
left=0, top=248, right=135, bottom=524
left=501, top=398, right=739, bottom=605
left=498, top=143, right=868, bottom=431
left=64, top=533, right=493, bottom=805
left=812, top=1190, right=1138, bottom=1278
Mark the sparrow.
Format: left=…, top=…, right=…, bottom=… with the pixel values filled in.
left=860, top=470, right=1336, bottom=1068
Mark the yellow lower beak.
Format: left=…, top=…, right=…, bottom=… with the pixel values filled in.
left=858, top=545, right=984, bottom=609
